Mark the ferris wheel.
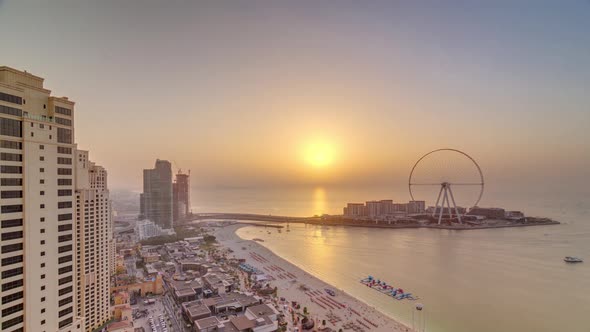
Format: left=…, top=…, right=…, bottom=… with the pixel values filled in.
left=408, top=149, right=484, bottom=224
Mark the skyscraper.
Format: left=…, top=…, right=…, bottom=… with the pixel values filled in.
left=140, top=159, right=173, bottom=229
left=172, top=170, right=190, bottom=222
left=75, top=150, right=113, bottom=332
left=0, top=66, right=83, bottom=331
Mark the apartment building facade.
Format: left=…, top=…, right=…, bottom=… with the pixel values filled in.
left=0, top=66, right=82, bottom=331
left=75, top=150, right=113, bottom=331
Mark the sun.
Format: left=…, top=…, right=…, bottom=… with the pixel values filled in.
left=305, top=142, right=334, bottom=168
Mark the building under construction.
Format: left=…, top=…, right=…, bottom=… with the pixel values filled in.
left=173, top=170, right=191, bottom=222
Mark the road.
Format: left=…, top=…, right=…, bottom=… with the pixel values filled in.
left=162, top=282, right=190, bottom=332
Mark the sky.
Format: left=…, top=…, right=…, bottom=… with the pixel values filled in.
left=1, top=0, right=589, bottom=194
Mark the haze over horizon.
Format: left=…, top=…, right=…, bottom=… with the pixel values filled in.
left=2, top=1, right=589, bottom=194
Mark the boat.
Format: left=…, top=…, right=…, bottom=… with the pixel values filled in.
left=325, top=288, right=336, bottom=296
left=360, top=276, right=418, bottom=301
left=564, top=256, right=583, bottom=263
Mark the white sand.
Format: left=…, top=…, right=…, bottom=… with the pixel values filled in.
left=214, top=224, right=414, bottom=332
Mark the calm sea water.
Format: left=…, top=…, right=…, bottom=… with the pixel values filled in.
left=194, top=186, right=590, bottom=332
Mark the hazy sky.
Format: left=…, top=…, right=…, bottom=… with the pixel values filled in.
left=1, top=1, right=589, bottom=192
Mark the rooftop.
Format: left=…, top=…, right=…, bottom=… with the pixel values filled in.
left=195, top=316, right=220, bottom=330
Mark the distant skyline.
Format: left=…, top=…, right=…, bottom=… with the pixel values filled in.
left=1, top=1, right=589, bottom=193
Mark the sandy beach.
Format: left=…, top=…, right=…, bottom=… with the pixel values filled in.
left=214, top=224, right=414, bottom=332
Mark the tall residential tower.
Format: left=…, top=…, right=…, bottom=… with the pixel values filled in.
left=0, top=66, right=82, bottom=332
left=75, top=150, right=113, bottom=332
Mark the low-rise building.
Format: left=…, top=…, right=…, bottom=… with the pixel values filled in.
left=195, top=316, right=222, bottom=332
left=467, top=207, right=506, bottom=219
left=182, top=300, right=212, bottom=325
left=172, top=279, right=203, bottom=303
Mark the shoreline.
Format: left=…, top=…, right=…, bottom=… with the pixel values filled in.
left=213, top=223, right=415, bottom=332
left=298, top=220, right=560, bottom=230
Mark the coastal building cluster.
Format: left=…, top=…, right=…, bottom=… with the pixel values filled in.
left=0, top=66, right=113, bottom=332
left=140, top=159, right=191, bottom=230
left=343, top=200, right=426, bottom=218
left=111, top=224, right=284, bottom=332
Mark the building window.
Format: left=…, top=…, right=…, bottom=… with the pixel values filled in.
left=0, top=118, right=23, bottom=137
left=57, top=157, right=72, bottom=165
left=40, top=251, right=45, bottom=256
left=1, top=205, right=23, bottom=213
left=41, top=285, right=45, bottom=290
left=1, top=291, right=23, bottom=305
left=58, top=224, right=72, bottom=232
left=58, top=201, right=72, bottom=209
left=0, top=165, right=22, bottom=174
left=58, top=190, right=72, bottom=196
left=57, top=168, right=72, bottom=175
left=58, top=255, right=72, bottom=263
left=1, top=243, right=23, bottom=254
left=58, top=213, right=72, bottom=221
left=1, top=267, right=23, bottom=278
left=1, top=315, right=24, bottom=329
left=40, top=191, right=44, bottom=195
left=41, top=319, right=45, bottom=325
left=1, top=219, right=22, bottom=228
left=57, top=128, right=72, bottom=144
left=59, top=317, right=73, bottom=329
left=55, top=106, right=72, bottom=116
left=40, top=228, right=45, bottom=233
left=57, top=146, right=72, bottom=154
left=1, top=231, right=22, bottom=240
left=40, top=179, right=44, bottom=184
left=1, top=255, right=23, bottom=267
left=0, top=105, right=22, bottom=117
left=41, top=296, right=45, bottom=301
left=40, top=144, right=44, bottom=149
left=0, top=92, right=23, bottom=105
left=40, top=217, right=45, bottom=222
left=40, top=156, right=44, bottom=161
left=0, top=178, right=23, bottom=186
left=40, top=240, right=45, bottom=245
left=40, top=167, right=44, bottom=172
left=1, top=303, right=23, bottom=317
left=1, top=190, right=23, bottom=198
left=40, top=204, right=45, bottom=209
left=55, top=117, right=72, bottom=126
left=0, top=152, right=22, bottom=162
left=1, top=178, right=22, bottom=186
left=1, top=279, right=23, bottom=291
left=0, top=140, right=22, bottom=149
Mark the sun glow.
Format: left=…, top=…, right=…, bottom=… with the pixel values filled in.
left=305, top=142, right=335, bottom=168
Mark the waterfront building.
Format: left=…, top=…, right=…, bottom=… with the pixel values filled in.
left=0, top=66, right=82, bottom=331
left=379, top=200, right=394, bottom=215
left=407, top=200, right=426, bottom=214
left=343, top=203, right=366, bottom=217
left=366, top=201, right=381, bottom=218
left=467, top=207, right=506, bottom=219
left=140, top=159, right=173, bottom=229
left=173, top=170, right=190, bottom=222
left=75, top=150, right=113, bottom=331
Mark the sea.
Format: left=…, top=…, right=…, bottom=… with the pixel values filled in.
left=191, top=186, right=590, bottom=332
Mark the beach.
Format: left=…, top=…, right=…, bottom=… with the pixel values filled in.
left=214, top=223, right=414, bottom=332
